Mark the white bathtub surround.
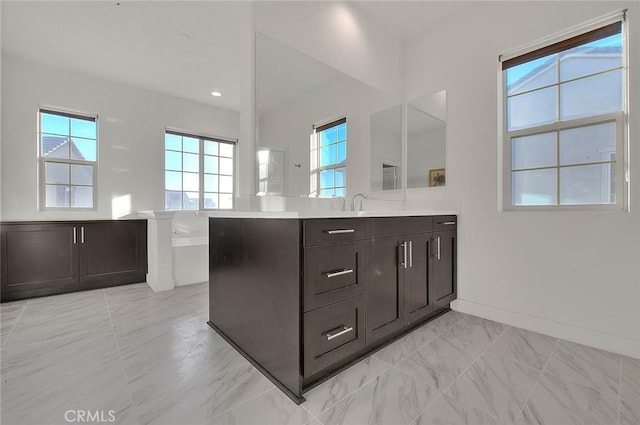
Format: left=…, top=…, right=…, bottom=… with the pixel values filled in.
left=138, top=210, right=175, bottom=292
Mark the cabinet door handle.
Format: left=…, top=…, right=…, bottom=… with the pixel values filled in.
left=408, top=240, right=413, bottom=268
left=73, top=227, right=77, bottom=244
left=436, top=236, right=441, bottom=260
left=326, top=269, right=354, bottom=278
left=81, top=227, right=85, bottom=244
left=326, top=229, right=355, bottom=234
left=400, top=242, right=408, bottom=269
left=326, top=325, right=353, bottom=340
left=439, top=221, right=456, bottom=226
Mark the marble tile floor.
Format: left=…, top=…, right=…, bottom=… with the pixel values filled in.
left=1, top=282, right=638, bottom=425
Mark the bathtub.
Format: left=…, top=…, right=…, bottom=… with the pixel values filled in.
left=172, top=212, right=209, bottom=286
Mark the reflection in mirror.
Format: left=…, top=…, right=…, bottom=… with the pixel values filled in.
left=407, top=90, right=446, bottom=188
left=255, top=32, right=400, bottom=198
left=257, top=147, right=286, bottom=196
left=370, top=105, right=402, bottom=191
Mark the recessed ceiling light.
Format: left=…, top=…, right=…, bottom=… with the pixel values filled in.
left=211, top=91, right=222, bottom=97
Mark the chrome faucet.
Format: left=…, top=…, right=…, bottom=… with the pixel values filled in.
left=350, top=193, right=367, bottom=211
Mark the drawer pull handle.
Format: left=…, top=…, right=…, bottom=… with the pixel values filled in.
left=326, top=229, right=355, bottom=234
left=326, top=326, right=354, bottom=340
left=439, top=221, right=456, bottom=225
left=326, top=269, right=354, bottom=278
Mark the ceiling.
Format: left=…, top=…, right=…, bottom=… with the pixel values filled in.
left=1, top=1, right=473, bottom=113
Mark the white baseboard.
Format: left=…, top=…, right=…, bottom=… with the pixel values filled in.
left=451, top=299, right=640, bottom=359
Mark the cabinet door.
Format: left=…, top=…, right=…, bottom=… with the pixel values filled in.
left=1, top=223, right=79, bottom=301
left=366, top=237, right=404, bottom=345
left=404, top=234, right=433, bottom=325
left=79, top=221, right=147, bottom=286
left=431, top=230, right=456, bottom=307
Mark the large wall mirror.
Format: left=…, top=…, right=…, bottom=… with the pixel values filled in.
left=407, top=90, right=447, bottom=188
left=255, top=32, right=401, bottom=198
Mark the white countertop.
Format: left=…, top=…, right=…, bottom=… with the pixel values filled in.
left=196, top=210, right=457, bottom=219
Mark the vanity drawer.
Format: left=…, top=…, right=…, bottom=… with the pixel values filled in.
left=303, top=242, right=365, bottom=311
left=303, top=295, right=365, bottom=376
left=433, top=215, right=457, bottom=231
left=367, top=216, right=433, bottom=239
left=303, top=219, right=366, bottom=247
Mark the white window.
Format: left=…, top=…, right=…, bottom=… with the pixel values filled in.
left=310, top=118, right=347, bottom=197
left=501, top=16, right=627, bottom=210
left=39, top=108, right=97, bottom=209
left=164, top=130, right=235, bottom=210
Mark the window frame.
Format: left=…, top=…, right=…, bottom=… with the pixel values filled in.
left=310, top=117, right=347, bottom=197
left=38, top=107, right=98, bottom=211
left=164, top=129, right=237, bottom=211
left=500, top=13, right=629, bottom=212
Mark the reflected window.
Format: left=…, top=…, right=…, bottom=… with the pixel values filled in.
left=165, top=131, right=235, bottom=210
left=502, top=18, right=627, bottom=209
left=39, top=108, right=97, bottom=209
left=310, top=118, right=346, bottom=197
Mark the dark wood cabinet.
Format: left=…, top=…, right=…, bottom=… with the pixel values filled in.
left=208, top=214, right=456, bottom=404
left=1, top=220, right=147, bottom=302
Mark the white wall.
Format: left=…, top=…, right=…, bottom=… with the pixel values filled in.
left=1, top=54, right=240, bottom=220
left=405, top=1, right=640, bottom=357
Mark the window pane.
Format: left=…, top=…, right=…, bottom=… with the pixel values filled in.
left=335, top=168, right=346, bottom=187
left=205, top=174, right=218, bottom=192
left=560, top=70, right=622, bottom=120
left=560, top=34, right=623, bottom=82
left=337, top=142, right=346, bottom=163
left=320, top=127, right=337, bottom=146
left=165, top=151, right=182, bottom=171
left=71, top=164, right=93, bottom=185
left=165, top=133, right=181, bottom=151
left=45, top=162, right=69, bottom=184
left=204, top=156, right=218, bottom=174
left=219, top=157, right=233, bottom=175
left=183, top=137, right=199, bottom=153
left=71, top=138, right=97, bottom=161
left=70, top=118, right=96, bottom=139
left=319, top=188, right=334, bottom=197
left=337, top=123, right=346, bottom=142
left=512, top=168, right=557, bottom=206
left=219, top=143, right=234, bottom=157
left=183, top=153, right=199, bottom=173
left=71, top=186, right=93, bottom=208
left=559, top=122, right=616, bottom=166
left=335, top=187, right=346, bottom=197
left=205, top=140, right=219, bottom=156
left=219, top=176, right=233, bottom=193
left=219, top=194, right=233, bottom=209
left=507, top=86, right=557, bottom=131
left=183, top=172, right=199, bottom=192
left=560, top=164, right=615, bottom=205
left=41, top=134, right=70, bottom=158
left=41, top=113, right=69, bottom=135
left=165, top=191, right=183, bottom=210
left=507, top=54, right=558, bottom=96
left=320, top=169, right=334, bottom=189
left=183, top=192, right=199, bottom=210
left=320, top=145, right=337, bottom=167
left=511, top=132, right=556, bottom=170
left=46, top=185, right=69, bottom=207
left=165, top=171, right=182, bottom=191
left=204, top=193, right=218, bottom=209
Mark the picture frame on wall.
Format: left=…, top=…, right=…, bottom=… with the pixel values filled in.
left=429, top=168, right=445, bottom=187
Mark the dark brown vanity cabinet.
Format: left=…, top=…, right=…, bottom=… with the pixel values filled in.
left=1, top=220, right=147, bottom=302
left=208, top=215, right=456, bottom=404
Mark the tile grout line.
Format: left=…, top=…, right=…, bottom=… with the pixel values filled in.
left=519, top=338, right=560, bottom=415
left=617, top=357, right=622, bottom=425
left=103, top=289, right=140, bottom=424
left=208, top=386, right=277, bottom=421
left=402, top=321, right=512, bottom=424
left=2, top=299, right=29, bottom=348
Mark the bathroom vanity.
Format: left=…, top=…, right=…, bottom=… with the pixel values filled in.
left=207, top=212, right=456, bottom=403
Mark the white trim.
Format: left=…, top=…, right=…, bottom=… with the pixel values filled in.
left=499, top=9, right=627, bottom=63
left=451, top=298, right=639, bottom=359
left=165, top=126, right=237, bottom=144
